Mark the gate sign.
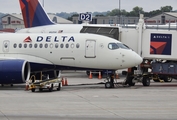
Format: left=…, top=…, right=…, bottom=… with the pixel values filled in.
left=79, top=13, right=92, bottom=21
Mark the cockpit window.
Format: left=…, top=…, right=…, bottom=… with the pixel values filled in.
left=117, top=43, right=130, bottom=49
left=108, top=43, right=119, bottom=50
left=108, top=42, right=131, bottom=50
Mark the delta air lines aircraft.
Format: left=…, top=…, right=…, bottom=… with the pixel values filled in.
left=0, top=33, right=142, bottom=84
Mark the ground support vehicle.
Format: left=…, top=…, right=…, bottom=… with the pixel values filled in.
left=29, top=78, right=62, bottom=92
left=122, top=60, right=175, bottom=87
left=118, top=14, right=177, bottom=87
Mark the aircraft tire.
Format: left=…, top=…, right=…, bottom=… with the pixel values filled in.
left=142, top=77, right=150, bottom=86
left=86, top=71, right=90, bottom=76
left=57, top=83, right=61, bottom=91
left=105, top=82, right=112, bottom=88
left=31, top=88, right=35, bottom=92
left=163, top=76, right=172, bottom=82
left=49, top=84, right=53, bottom=92
left=39, top=88, right=43, bottom=92
left=126, top=76, right=135, bottom=86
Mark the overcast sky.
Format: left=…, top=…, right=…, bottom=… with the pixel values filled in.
left=0, top=0, right=177, bottom=13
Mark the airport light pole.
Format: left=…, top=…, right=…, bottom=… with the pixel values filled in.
left=119, top=0, right=121, bottom=24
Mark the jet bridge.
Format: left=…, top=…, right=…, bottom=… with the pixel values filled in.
left=80, top=26, right=119, bottom=40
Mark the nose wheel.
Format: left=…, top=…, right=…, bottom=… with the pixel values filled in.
left=104, top=74, right=115, bottom=88
left=105, top=81, right=114, bottom=88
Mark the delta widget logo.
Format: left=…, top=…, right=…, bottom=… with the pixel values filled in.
left=150, top=33, right=172, bottom=55
left=24, top=36, right=32, bottom=42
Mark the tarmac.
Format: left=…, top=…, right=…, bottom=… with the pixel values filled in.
left=0, top=70, right=177, bottom=120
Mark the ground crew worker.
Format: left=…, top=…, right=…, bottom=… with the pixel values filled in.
left=25, top=79, right=30, bottom=91
left=110, top=73, right=114, bottom=88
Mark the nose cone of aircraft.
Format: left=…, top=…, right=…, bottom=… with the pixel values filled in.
left=120, top=50, right=143, bottom=69
left=134, top=53, right=143, bottom=66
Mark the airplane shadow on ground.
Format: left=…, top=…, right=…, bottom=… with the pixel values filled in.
left=0, top=82, right=177, bottom=91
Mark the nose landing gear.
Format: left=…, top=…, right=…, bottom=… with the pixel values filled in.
left=105, top=74, right=115, bottom=88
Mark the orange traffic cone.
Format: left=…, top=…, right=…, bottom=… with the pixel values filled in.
left=89, top=71, right=92, bottom=79
left=115, top=73, right=119, bottom=79
left=128, top=68, right=132, bottom=73
left=65, top=78, right=68, bottom=86
left=62, top=77, right=65, bottom=86
left=25, top=85, right=29, bottom=91
left=98, top=72, right=102, bottom=79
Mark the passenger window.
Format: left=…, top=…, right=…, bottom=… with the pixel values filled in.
left=60, top=43, right=64, bottom=48
left=24, top=44, right=27, bottom=48
left=71, top=43, right=74, bottom=48
left=34, top=43, right=38, bottom=48
left=39, top=43, right=43, bottom=48
left=76, top=43, right=80, bottom=48
left=55, top=43, right=59, bottom=48
left=50, top=43, right=53, bottom=48
left=29, top=44, right=32, bottom=48
left=14, top=43, right=17, bottom=48
left=66, top=43, right=69, bottom=48
left=45, top=43, right=48, bottom=48
left=19, top=43, right=22, bottom=48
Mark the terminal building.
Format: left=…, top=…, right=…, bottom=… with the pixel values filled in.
left=72, top=12, right=177, bottom=25
left=0, top=12, right=176, bottom=31
left=1, top=13, right=73, bottom=30
left=72, top=16, right=141, bottom=25
left=145, top=12, right=177, bottom=25
left=0, top=22, right=2, bottom=29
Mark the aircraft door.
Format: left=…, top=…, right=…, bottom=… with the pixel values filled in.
left=85, top=40, right=96, bottom=58
left=3, top=40, right=10, bottom=53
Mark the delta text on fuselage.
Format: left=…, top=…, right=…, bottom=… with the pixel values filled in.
left=36, top=36, right=75, bottom=42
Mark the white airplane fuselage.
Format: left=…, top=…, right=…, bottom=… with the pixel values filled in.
left=0, top=33, right=142, bottom=70
left=17, top=24, right=85, bottom=33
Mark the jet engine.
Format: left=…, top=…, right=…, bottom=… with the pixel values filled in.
left=0, top=60, right=31, bottom=84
